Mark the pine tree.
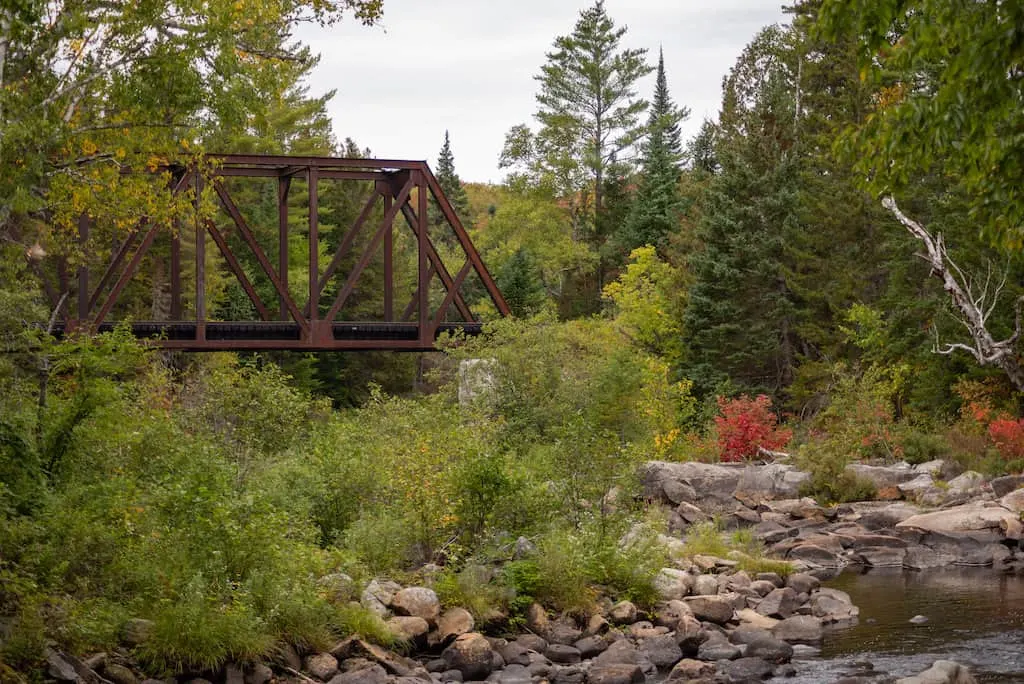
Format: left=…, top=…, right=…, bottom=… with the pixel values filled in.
left=432, top=130, right=470, bottom=230
left=618, top=48, right=689, bottom=254
left=499, top=1, right=652, bottom=238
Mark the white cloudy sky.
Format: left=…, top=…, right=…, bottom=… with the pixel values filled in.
left=297, top=1, right=790, bottom=183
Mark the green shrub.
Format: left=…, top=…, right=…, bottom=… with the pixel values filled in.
left=799, top=468, right=877, bottom=504
left=433, top=564, right=507, bottom=621
left=136, top=588, right=273, bottom=675
left=899, top=430, right=950, bottom=465
left=334, top=603, right=399, bottom=648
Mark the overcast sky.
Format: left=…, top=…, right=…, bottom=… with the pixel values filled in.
left=297, top=1, right=790, bottom=183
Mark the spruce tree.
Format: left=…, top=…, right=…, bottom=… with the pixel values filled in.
left=682, top=27, right=802, bottom=398
left=432, top=130, right=471, bottom=231
left=618, top=48, right=689, bottom=254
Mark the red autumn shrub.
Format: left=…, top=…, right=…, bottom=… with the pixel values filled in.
left=714, top=394, right=792, bottom=463
left=987, top=415, right=1024, bottom=460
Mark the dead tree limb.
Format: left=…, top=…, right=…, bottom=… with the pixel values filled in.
left=883, top=196, right=1024, bottom=391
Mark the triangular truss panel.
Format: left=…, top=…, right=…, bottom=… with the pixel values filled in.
left=51, top=155, right=510, bottom=351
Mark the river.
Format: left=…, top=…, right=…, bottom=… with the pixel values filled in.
left=787, top=567, right=1024, bottom=682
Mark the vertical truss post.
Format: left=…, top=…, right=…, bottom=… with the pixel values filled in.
left=278, top=175, right=291, bottom=321
left=195, top=175, right=206, bottom=341
left=170, top=220, right=181, bottom=320
left=308, top=166, right=319, bottom=339
left=77, top=213, right=90, bottom=322
left=417, top=170, right=430, bottom=345
left=383, top=182, right=393, bottom=321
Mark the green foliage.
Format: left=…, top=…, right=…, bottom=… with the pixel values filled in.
left=137, top=591, right=274, bottom=675
left=499, top=0, right=652, bottom=245
left=898, top=430, right=951, bottom=466
left=334, top=603, right=399, bottom=648
left=682, top=26, right=802, bottom=399
left=433, top=564, right=507, bottom=622
left=618, top=49, right=689, bottom=254
left=813, top=0, right=1024, bottom=247
left=603, top=246, right=685, bottom=362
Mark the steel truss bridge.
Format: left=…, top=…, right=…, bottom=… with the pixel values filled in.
left=43, top=154, right=509, bottom=351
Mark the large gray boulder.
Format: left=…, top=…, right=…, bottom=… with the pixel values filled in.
left=845, top=462, right=916, bottom=489
left=683, top=595, right=734, bottom=624
left=895, top=501, right=1018, bottom=538
left=390, top=586, right=440, bottom=625
left=896, top=659, right=977, bottom=684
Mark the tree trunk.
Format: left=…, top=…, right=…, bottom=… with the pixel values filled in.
left=883, top=196, right=1024, bottom=392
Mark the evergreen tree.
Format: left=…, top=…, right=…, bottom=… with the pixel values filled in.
left=499, top=1, right=652, bottom=239
left=618, top=48, right=689, bottom=254
left=682, top=27, right=802, bottom=397
left=431, top=130, right=471, bottom=231
left=497, top=247, right=546, bottom=317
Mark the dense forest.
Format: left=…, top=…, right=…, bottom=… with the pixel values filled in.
left=1, top=0, right=1022, bottom=678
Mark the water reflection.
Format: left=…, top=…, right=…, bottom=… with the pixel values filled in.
left=788, top=567, right=1024, bottom=682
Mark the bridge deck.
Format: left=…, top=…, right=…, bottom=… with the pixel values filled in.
left=51, top=321, right=483, bottom=351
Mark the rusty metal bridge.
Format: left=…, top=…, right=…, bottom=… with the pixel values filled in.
left=45, top=155, right=509, bottom=351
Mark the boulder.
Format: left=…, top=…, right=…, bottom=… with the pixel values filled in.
left=696, top=632, right=741, bottom=661
left=895, top=659, right=977, bottom=684
left=329, top=637, right=421, bottom=677
left=903, top=544, right=959, bottom=569
left=639, top=634, right=683, bottom=669
left=304, top=653, right=339, bottom=680
left=755, top=587, right=801, bottom=619
left=361, top=579, right=401, bottom=617
left=896, top=502, right=1018, bottom=537
left=653, top=568, right=694, bottom=601
left=666, top=659, right=715, bottom=681
left=587, top=664, right=645, bottom=684
left=44, top=649, right=80, bottom=682
left=497, top=663, right=532, bottom=683
left=245, top=664, right=273, bottom=684
left=104, top=664, right=139, bottom=684
left=947, top=471, right=986, bottom=496
left=387, top=616, right=429, bottom=644
left=810, top=587, right=859, bottom=623
left=544, top=643, right=581, bottom=664
left=684, top=595, right=734, bottom=624
left=736, top=608, right=778, bottom=630
left=1000, top=487, right=1024, bottom=513
left=693, top=574, right=719, bottom=596
left=390, top=587, right=440, bottom=625
left=654, top=599, right=692, bottom=627
left=434, top=607, right=474, bottom=646
left=716, top=656, right=775, bottom=682
left=991, top=474, right=1024, bottom=497
left=327, top=665, right=388, bottom=684
left=788, top=542, right=844, bottom=568
left=851, top=502, right=924, bottom=530
left=743, top=634, right=794, bottom=663
left=674, top=614, right=707, bottom=655
left=771, top=615, right=823, bottom=644
left=441, top=633, right=494, bottom=680
left=608, top=600, right=638, bottom=624
left=852, top=546, right=908, bottom=567
left=574, top=635, right=608, bottom=658
left=784, top=572, right=820, bottom=594
left=846, top=463, right=917, bottom=489
left=640, top=461, right=741, bottom=509
left=734, top=463, right=810, bottom=503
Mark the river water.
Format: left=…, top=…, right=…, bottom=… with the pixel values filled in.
left=786, top=567, right=1024, bottom=682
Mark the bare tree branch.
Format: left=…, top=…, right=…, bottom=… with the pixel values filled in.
left=884, top=195, right=1024, bottom=390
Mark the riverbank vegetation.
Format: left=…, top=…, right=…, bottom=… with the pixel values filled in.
left=2, top=0, right=1023, bottom=678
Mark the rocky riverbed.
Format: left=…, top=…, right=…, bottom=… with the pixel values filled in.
left=44, top=459, right=1024, bottom=684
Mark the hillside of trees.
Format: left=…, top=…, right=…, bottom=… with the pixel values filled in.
left=2, top=0, right=1023, bottom=678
